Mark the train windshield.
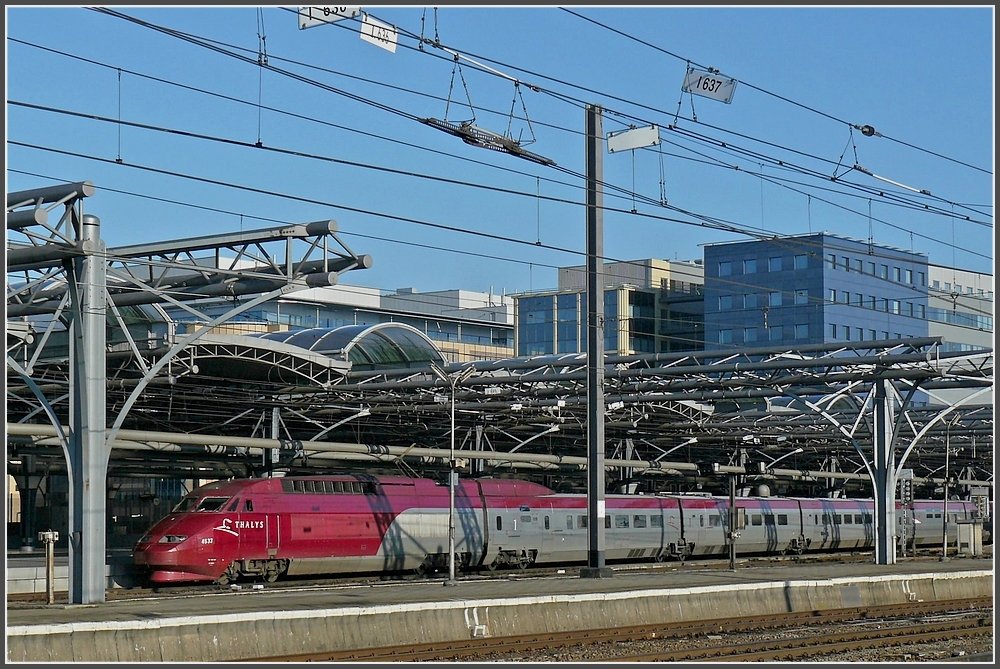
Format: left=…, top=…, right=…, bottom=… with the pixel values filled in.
left=172, top=496, right=232, bottom=513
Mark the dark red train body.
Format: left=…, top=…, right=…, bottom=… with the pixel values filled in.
left=133, top=474, right=988, bottom=585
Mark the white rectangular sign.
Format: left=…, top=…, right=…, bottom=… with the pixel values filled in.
left=360, top=13, right=398, bottom=53
left=607, top=124, right=660, bottom=153
left=298, top=6, right=361, bottom=30
left=681, top=67, right=737, bottom=104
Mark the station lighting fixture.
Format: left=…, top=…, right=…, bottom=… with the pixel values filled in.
left=420, top=118, right=556, bottom=166
left=428, top=361, right=476, bottom=586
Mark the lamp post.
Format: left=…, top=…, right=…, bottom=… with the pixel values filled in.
left=940, top=419, right=959, bottom=562
left=429, top=361, right=475, bottom=586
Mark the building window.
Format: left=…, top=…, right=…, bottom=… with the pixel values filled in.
left=880, top=298, right=889, bottom=312
left=744, top=327, right=757, bottom=343
left=743, top=258, right=757, bottom=274
left=842, top=256, right=850, bottom=271
left=880, top=264, right=889, bottom=279
left=853, top=259, right=863, bottom=273
left=843, top=325, right=851, bottom=341
left=827, top=253, right=837, bottom=269
left=882, top=331, right=890, bottom=340
left=839, top=291, right=849, bottom=304
left=769, top=291, right=782, bottom=307
left=918, top=272, right=925, bottom=286
left=743, top=293, right=757, bottom=309
left=829, top=323, right=837, bottom=338
left=854, top=293, right=863, bottom=306
left=719, top=329, right=733, bottom=344
left=905, top=268, right=913, bottom=284
left=768, top=256, right=782, bottom=272
left=905, top=302, right=914, bottom=317
left=893, top=267, right=901, bottom=282
left=794, top=254, right=808, bottom=270
left=868, top=329, right=877, bottom=340
left=867, top=295, right=876, bottom=309
left=867, top=261, right=876, bottom=276
left=719, top=295, right=733, bottom=310
left=917, top=304, right=925, bottom=319
left=769, top=326, right=783, bottom=341
left=828, top=288, right=836, bottom=303
left=718, top=260, right=732, bottom=276
left=794, top=289, right=808, bottom=305
left=794, top=323, right=809, bottom=339
left=890, top=300, right=900, bottom=314
left=855, top=327, right=863, bottom=341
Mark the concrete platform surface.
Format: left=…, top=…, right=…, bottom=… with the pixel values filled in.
left=6, top=558, right=994, bottom=663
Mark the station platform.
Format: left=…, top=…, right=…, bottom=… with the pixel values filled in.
left=6, top=556, right=994, bottom=663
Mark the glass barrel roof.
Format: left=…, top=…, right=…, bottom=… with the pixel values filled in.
left=254, top=323, right=444, bottom=370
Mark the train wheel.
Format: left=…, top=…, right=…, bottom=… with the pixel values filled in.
left=216, top=563, right=238, bottom=586
left=486, top=557, right=500, bottom=572
left=262, top=560, right=283, bottom=583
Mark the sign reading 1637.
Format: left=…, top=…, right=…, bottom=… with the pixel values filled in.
left=681, top=67, right=737, bottom=104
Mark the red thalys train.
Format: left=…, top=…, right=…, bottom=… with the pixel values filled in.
left=133, top=474, right=989, bottom=585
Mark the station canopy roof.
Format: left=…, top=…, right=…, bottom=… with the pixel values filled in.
left=253, top=322, right=445, bottom=370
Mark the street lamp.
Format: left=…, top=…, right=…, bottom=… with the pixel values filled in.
left=940, top=419, right=961, bottom=562
left=429, top=361, right=476, bottom=585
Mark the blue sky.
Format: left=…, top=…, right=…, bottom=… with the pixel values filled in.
left=6, top=5, right=994, bottom=298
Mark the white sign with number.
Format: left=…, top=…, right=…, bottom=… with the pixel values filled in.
left=298, top=6, right=361, bottom=30
left=681, top=67, right=737, bottom=104
left=360, top=13, right=398, bottom=53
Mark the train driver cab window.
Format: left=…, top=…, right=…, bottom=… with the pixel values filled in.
left=194, top=497, right=230, bottom=512
left=751, top=514, right=762, bottom=526
left=578, top=515, right=588, bottom=529
left=226, top=498, right=240, bottom=512
left=605, top=516, right=611, bottom=529
left=244, top=499, right=253, bottom=512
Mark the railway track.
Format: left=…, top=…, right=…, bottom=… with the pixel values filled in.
left=250, top=598, right=993, bottom=662
left=6, top=548, right=962, bottom=605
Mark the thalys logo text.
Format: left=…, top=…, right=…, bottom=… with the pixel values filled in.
left=213, top=517, right=264, bottom=537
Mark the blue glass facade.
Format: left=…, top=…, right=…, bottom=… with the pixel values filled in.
left=703, top=233, right=929, bottom=349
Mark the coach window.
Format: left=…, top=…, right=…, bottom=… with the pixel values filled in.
left=764, top=515, right=775, bottom=526
left=605, top=516, right=611, bottom=529
left=650, top=515, right=663, bottom=528
left=833, top=514, right=841, bottom=525
left=544, top=516, right=550, bottom=530
left=854, top=514, right=863, bottom=524
left=566, top=516, right=574, bottom=530
left=578, top=515, right=588, bottom=529
left=777, top=514, right=788, bottom=525
left=634, top=514, right=647, bottom=528
left=843, top=515, right=852, bottom=525
left=751, top=514, right=762, bottom=526
left=615, top=515, right=630, bottom=529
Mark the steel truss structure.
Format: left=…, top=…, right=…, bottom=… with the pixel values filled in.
left=5, top=182, right=994, bottom=599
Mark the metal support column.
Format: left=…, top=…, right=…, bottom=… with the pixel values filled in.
left=67, top=214, right=109, bottom=603
left=581, top=104, right=611, bottom=579
left=872, top=379, right=897, bottom=565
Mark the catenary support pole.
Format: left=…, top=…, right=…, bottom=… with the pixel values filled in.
left=581, top=104, right=611, bottom=578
